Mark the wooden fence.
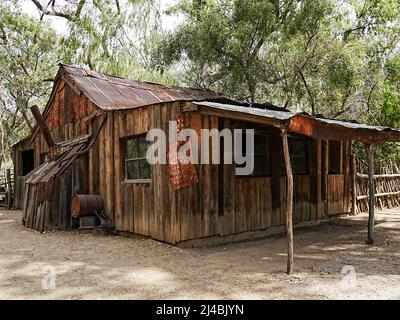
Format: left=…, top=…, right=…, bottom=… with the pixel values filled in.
left=0, top=169, right=13, bottom=209
left=354, top=159, right=400, bottom=213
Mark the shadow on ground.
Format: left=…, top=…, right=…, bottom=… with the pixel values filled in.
left=1, top=209, right=400, bottom=299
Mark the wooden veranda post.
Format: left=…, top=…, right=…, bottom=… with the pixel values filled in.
left=366, top=144, right=375, bottom=244
left=6, top=169, right=12, bottom=209
left=351, top=155, right=357, bottom=215
left=281, top=129, right=294, bottom=274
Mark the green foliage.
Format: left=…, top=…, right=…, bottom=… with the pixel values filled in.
left=56, top=0, right=178, bottom=84
left=1, top=0, right=400, bottom=167
left=156, top=0, right=400, bottom=164
left=0, top=1, right=59, bottom=167
left=157, top=0, right=400, bottom=116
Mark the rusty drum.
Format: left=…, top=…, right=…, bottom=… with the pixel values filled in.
left=71, top=194, right=104, bottom=218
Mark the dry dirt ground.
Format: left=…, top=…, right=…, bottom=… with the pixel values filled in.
left=1, top=209, right=400, bottom=299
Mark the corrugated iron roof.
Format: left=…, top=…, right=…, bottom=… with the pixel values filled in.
left=59, top=64, right=223, bottom=110
left=309, top=116, right=400, bottom=132
left=194, top=101, right=301, bottom=121
left=193, top=101, right=400, bottom=144
left=26, top=138, right=88, bottom=185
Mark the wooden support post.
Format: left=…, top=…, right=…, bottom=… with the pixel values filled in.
left=281, top=129, right=294, bottom=274
left=351, top=155, right=357, bottom=215
left=366, top=144, right=375, bottom=244
left=6, top=169, right=12, bottom=209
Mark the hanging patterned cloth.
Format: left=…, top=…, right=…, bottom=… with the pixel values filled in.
left=168, top=113, right=198, bottom=191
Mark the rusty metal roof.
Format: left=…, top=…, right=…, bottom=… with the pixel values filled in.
left=59, top=64, right=222, bottom=111
left=193, top=101, right=400, bottom=144
left=26, top=137, right=89, bottom=185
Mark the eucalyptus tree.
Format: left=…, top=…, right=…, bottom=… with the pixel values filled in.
left=31, top=0, right=179, bottom=84
left=0, top=2, right=58, bottom=167
left=156, top=0, right=400, bottom=120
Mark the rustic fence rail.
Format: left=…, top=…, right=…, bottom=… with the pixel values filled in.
left=0, top=169, right=13, bottom=209
left=354, top=159, right=400, bottom=213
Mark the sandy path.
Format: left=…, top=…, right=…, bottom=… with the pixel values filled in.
left=1, top=209, right=400, bottom=299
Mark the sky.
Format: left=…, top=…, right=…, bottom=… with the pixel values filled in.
left=20, top=0, right=182, bottom=35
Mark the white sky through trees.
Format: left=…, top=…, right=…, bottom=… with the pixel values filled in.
left=20, top=0, right=182, bottom=35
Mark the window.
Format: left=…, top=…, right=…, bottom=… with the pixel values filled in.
left=329, top=140, right=342, bottom=174
left=123, top=135, right=151, bottom=181
left=289, top=137, right=308, bottom=174
left=280, top=137, right=308, bottom=175
left=236, top=132, right=270, bottom=176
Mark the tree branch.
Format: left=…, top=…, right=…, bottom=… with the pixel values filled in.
left=31, top=0, right=73, bottom=20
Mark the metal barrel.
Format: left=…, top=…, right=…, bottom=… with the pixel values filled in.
left=71, top=194, right=104, bottom=218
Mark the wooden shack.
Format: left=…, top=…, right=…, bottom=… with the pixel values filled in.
left=13, top=64, right=400, bottom=261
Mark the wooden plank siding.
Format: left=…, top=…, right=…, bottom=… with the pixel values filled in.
left=15, top=79, right=352, bottom=244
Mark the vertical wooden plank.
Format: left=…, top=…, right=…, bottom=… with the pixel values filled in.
left=104, top=112, right=114, bottom=220
left=316, top=140, right=323, bottom=219
left=167, top=103, right=180, bottom=243
left=260, top=177, right=272, bottom=229
left=270, top=133, right=281, bottom=226
left=309, top=139, right=317, bottom=221
left=209, top=116, right=219, bottom=236
left=113, top=111, right=122, bottom=229
left=162, top=104, right=173, bottom=243
left=58, top=175, right=66, bottom=230
left=142, top=185, right=150, bottom=236
left=222, top=119, right=235, bottom=236
left=151, top=105, right=165, bottom=241
left=279, top=176, right=287, bottom=226
left=322, top=140, right=329, bottom=216
left=234, top=178, right=244, bottom=233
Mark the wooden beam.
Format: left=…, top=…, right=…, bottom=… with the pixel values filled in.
left=356, top=172, right=400, bottom=179
left=356, top=191, right=400, bottom=200
left=30, top=105, right=55, bottom=148
left=181, top=103, right=285, bottom=129
left=366, top=144, right=375, bottom=245
left=281, top=128, right=294, bottom=274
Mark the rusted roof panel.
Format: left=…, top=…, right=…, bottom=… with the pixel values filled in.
left=60, top=64, right=222, bottom=110
left=26, top=141, right=87, bottom=185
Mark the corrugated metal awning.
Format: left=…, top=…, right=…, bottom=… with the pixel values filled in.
left=192, top=101, right=400, bottom=144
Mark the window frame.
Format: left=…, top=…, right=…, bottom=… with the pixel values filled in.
left=122, top=134, right=152, bottom=184
left=235, top=131, right=271, bottom=177
left=328, top=140, right=343, bottom=174
left=279, top=135, right=309, bottom=176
